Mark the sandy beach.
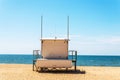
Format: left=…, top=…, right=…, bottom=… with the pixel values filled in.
left=0, top=64, right=120, bottom=80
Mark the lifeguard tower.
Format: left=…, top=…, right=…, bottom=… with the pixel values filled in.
left=33, top=16, right=77, bottom=71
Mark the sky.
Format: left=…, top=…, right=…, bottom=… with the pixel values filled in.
left=0, top=0, right=120, bottom=55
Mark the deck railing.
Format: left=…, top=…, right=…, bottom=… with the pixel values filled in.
left=69, top=50, right=77, bottom=71
left=33, top=50, right=77, bottom=71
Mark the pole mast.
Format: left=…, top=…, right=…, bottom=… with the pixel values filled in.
left=41, top=16, right=43, bottom=40
left=67, top=16, right=69, bottom=40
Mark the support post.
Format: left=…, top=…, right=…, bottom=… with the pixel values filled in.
left=33, top=60, right=34, bottom=71
left=33, top=50, right=34, bottom=71
left=75, top=51, right=77, bottom=71
left=75, top=61, right=76, bottom=71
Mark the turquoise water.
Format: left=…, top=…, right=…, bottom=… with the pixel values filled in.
left=0, top=54, right=120, bottom=67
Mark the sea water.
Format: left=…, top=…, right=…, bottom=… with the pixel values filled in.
left=0, top=54, right=120, bottom=67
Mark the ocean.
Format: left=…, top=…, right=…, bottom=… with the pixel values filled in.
left=0, top=54, right=120, bottom=67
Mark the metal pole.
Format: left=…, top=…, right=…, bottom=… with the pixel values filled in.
left=41, top=16, right=43, bottom=40
left=67, top=16, right=69, bottom=59
left=67, top=16, right=69, bottom=40
left=41, top=16, right=43, bottom=59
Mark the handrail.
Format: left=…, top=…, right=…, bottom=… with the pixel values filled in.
left=69, top=50, right=77, bottom=61
left=33, top=50, right=40, bottom=71
left=33, top=50, right=41, bottom=59
left=69, top=50, right=77, bottom=71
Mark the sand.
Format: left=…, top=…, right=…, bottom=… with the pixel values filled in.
left=0, top=64, right=120, bottom=80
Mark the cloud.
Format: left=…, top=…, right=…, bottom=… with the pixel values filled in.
left=70, top=35, right=120, bottom=44
left=69, top=35, right=120, bottom=55
left=0, top=34, right=120, bottom=55
left=97, top=37, right=120, bottom=44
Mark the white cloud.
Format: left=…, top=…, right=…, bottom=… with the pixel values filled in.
left=69, top=35, right=120, bottom=55
left=97, top=37, right=120, bottom=44
left=0, top=34, right=120, bottom=55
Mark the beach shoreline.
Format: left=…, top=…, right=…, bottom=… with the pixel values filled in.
left=0, top=64, right=120, bottom=80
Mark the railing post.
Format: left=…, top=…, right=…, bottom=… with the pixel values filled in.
left=75, top=51, right=77, bottom=61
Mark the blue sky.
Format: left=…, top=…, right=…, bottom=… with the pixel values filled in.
left=0, top=0, right=120, bottom=55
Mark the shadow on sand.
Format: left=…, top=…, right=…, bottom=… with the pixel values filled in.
left=38, top=69, right=86, bottom=74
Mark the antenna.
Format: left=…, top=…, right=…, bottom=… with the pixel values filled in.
left=41, top=16, right=43, bottom=40
left=67, top=16, right=69, bottom=40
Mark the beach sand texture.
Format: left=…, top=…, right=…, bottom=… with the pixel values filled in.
left=0, top=64, right=120, bottom=80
